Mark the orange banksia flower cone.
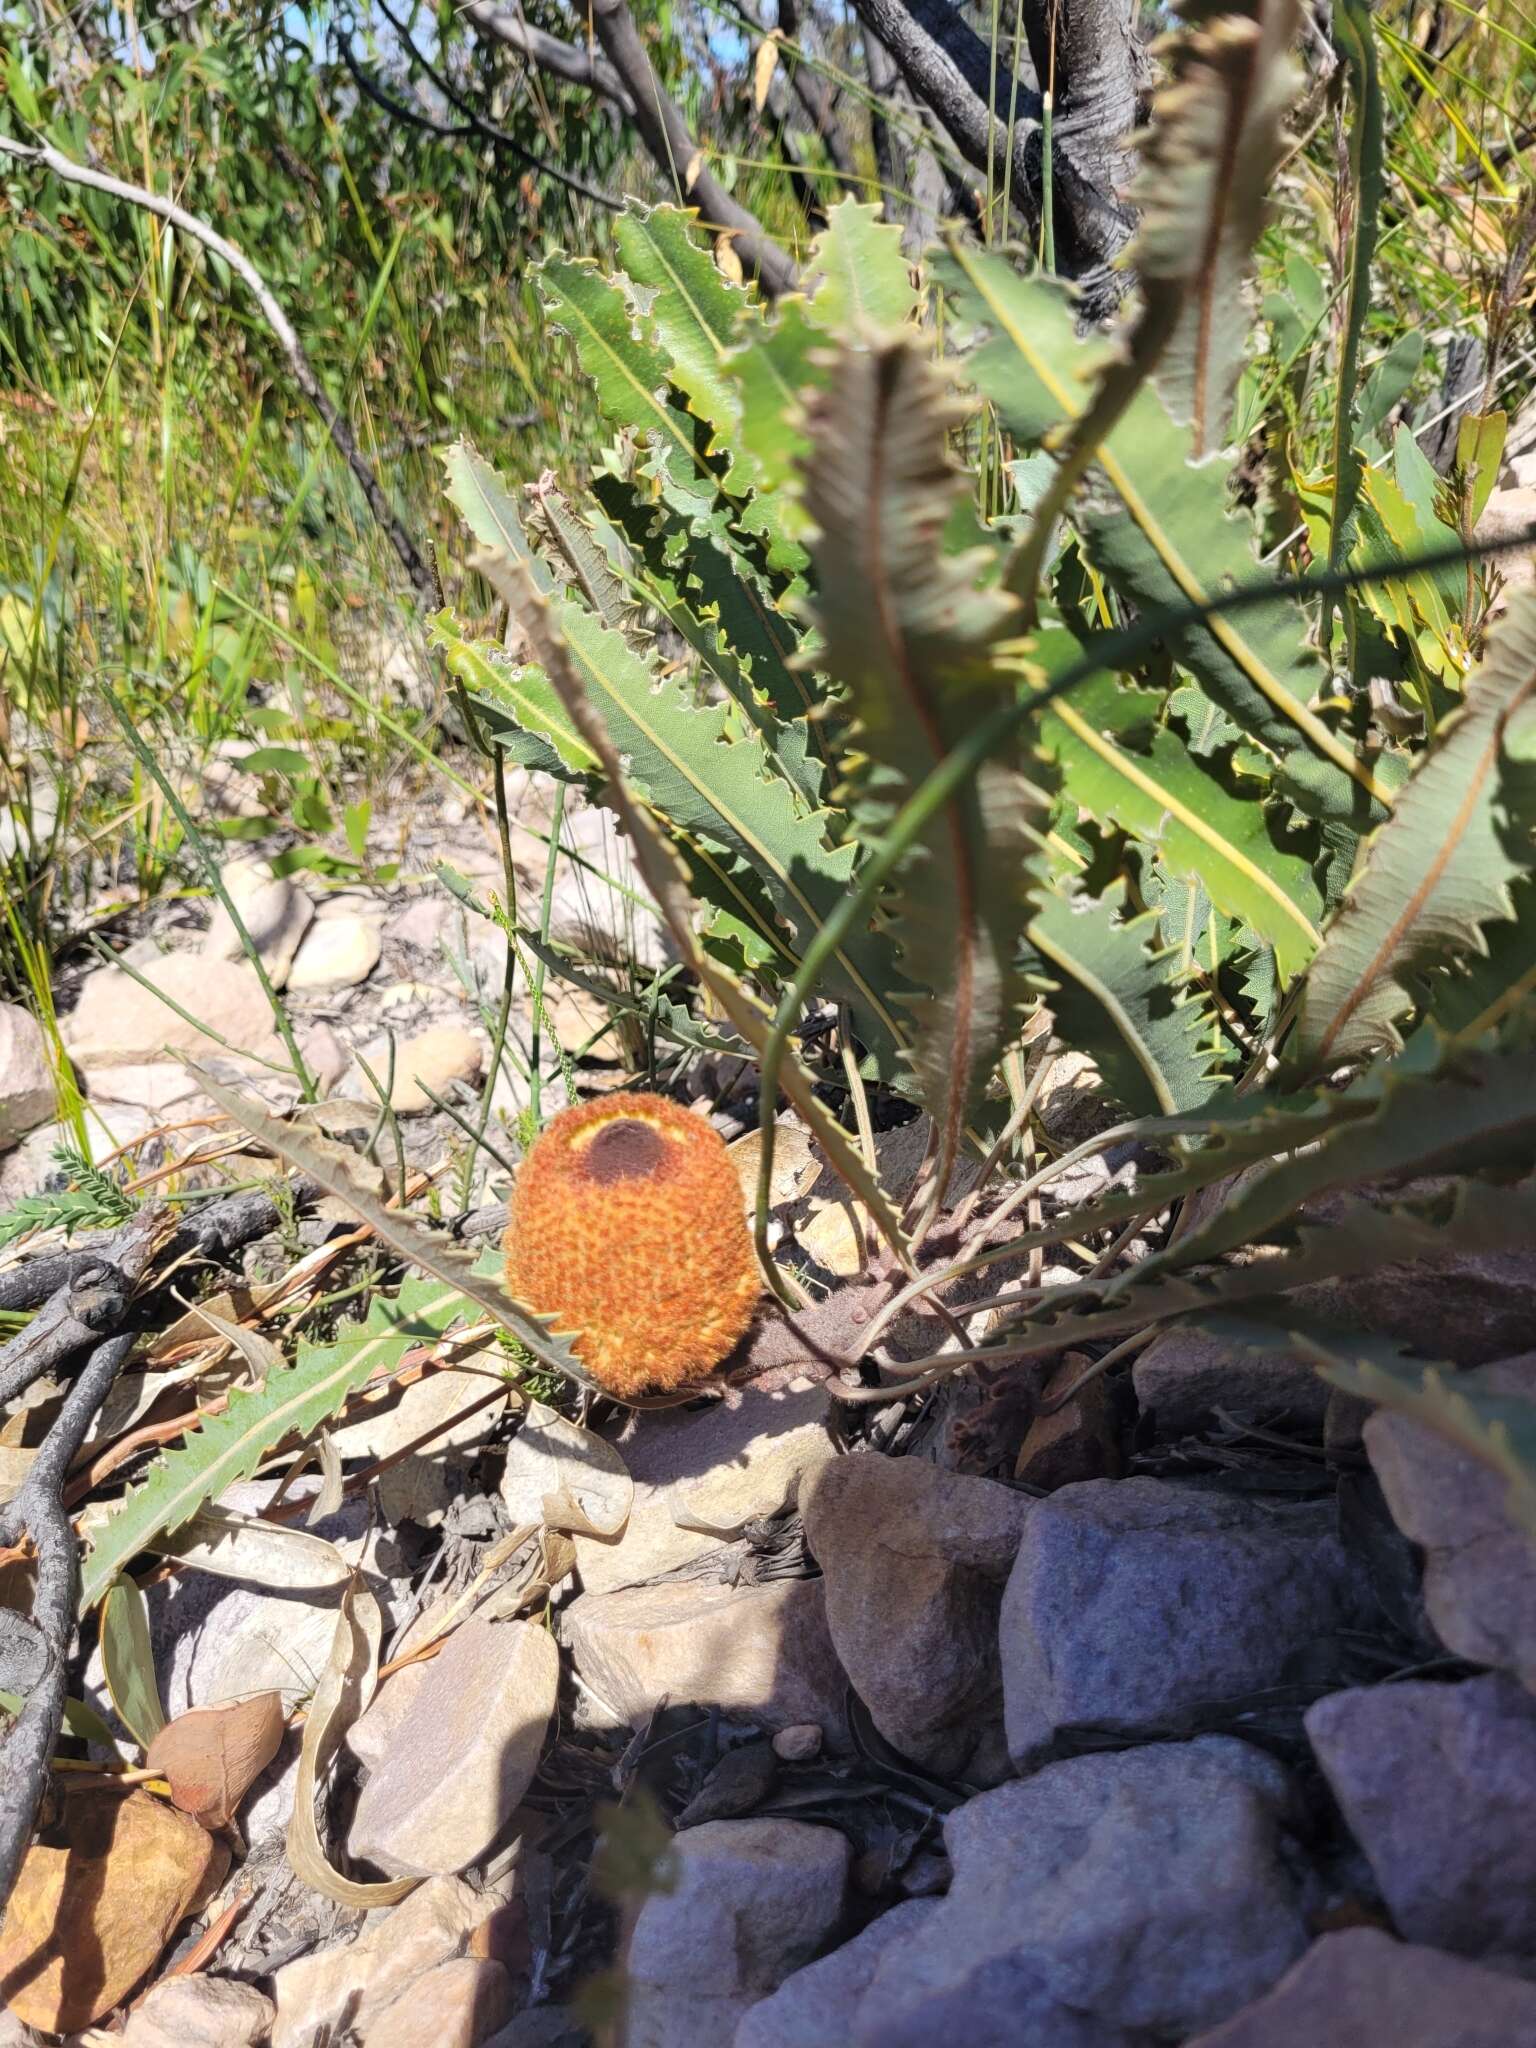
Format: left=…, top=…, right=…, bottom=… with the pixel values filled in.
left=503, top=1093, right=761, bottom=1397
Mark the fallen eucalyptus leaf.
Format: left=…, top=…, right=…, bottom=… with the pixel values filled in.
left=145, top=1690, right=284, bottom=1828
left=100, top=1574, right=167, bottom=1749
left=149, top=1503, right=351, bottom=1590
left=498, top=1402, right=633, bottom=1538
left=286, top=1573, right=414, bottom=1905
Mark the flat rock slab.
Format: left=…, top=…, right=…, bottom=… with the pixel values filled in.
left=1366, top=1349, right=1536, bottom=1689
left=63, top=953, right=285, bottom=1068
left=1306, top=1671, right=1536, bottom=1966
left=850, top=1737, right=1307, bottom=2045
left=348, top=1614, right=557, bottom=1878
left=562, top=1576, right=847, bottom=1741
left=804, top=1453, right=1032, bottom=1778
left=1186, top=1927, right=1536, bottom=2047
left=628, top=1818, right=849, bottom=2048
left=271, top=1873, right=511, bottom=2048
left=1001, top=1477, right=1372, bottom=1767
left=0, top=1001, right=56, bottom=1150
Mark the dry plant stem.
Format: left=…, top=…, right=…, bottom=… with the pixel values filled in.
left=0, top=140, right=436, bottom=605
left=0, top=1329, right=136, bottom=1915
left=949, top=1048, right=1056, bottom=1236
left=1036, top=1325, right=1157, bottom=1416
left=837, top=1005, right=878, bottom=1274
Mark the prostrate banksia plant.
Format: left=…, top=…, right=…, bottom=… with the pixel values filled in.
left=503, top=1094, right=762, bottom=1397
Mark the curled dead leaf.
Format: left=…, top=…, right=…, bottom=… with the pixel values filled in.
left=145, top=1691, right=284, bottom=1828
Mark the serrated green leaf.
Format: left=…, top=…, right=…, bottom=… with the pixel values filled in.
left=441, top=439, right=552, bottom=590
left=1026, top=881, right=1223, bottom=1116
left=477, top=555, right=908, bottom=1078
left=804, top=336, right=1047, bottom=1183
left=1031, top=639, right=1324, bottom=980
left=1292, top=589, right=1536, bottom=1072
left=802, top=197, right=918, bottom=333
left=941, top=244, right=1392, bottom=832
left=430, top=615, right=597, bottom=780
left=540, top=256, right=714, bottom=517
left=505, top=559, right=914, bottom=1264
left=614, top=203, right=756, bottom=483
left=80, top=1276, right=467, bottom=1613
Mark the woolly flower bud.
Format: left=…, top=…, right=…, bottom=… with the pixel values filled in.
left=503, top=1093, right=761, bottom=1397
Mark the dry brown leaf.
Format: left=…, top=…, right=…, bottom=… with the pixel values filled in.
left=146, top=1692, right=285, bottom=1828
left=286, top=1573, right=414, bottom=1905
left=683, top=147, right=705, bottom=193
left=715, top=233, right=745, bottom=286
left=752, top=29, right=783, bottom=111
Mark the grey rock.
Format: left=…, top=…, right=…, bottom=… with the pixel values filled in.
left=1001, top=1478, right=1372, bottom=1767
left=804, top=1454, right=1032, bottom=1777
left=1133, top=1325, right=1329, bottom=1435
left=562, top=1577, right=848, bottom=1741
left=627, top=1818, right=848, bottom=2048
left=1186, top=1927, right=1536, bottom=2047
left=1293, top=1190, right=1536, bottom=1367
left=1306, top=1672, right=1536, bottom=1965
left=0, top=1003, right=56, bottom=1151
left=735, top=1900, right=937, bottom=2048
left=349, top=1613, right=558, bottom=1877
left=851, top=1738, right=1307, bottom=2046
left=1366, top=1349, right=1536, bottom=1688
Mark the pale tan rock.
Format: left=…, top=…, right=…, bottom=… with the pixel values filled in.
left=0, top=1789, right=227, bottom=2032
left=63, top=954, right=284, bottom=1069
left=0, top=1002, right=55, bottom=1150
left=361, top=1956, right=514, bottom=2048
left=370, top=1023, right=483, bottom=1114
left=568, top=1382, right=834, bottom=1596
left=330, top=1358, right=506, bottom=1463
left=202, top=858, right=314, bottom=988
left=346, top=1659, right=433, bottom=1770
left=272, top=1873, right=507, bottom=2048
left=1479, top=486, right=1536, bottom=594
left=120, top=1972, right=275, bottom=2047
left=563, top=1577, right=847, bottom=1739
left=288, top=913, right=382, bottom=991
left=349, top=1614, right=557, bottom=1877
left=300, top=1020, right=350, bottom=1095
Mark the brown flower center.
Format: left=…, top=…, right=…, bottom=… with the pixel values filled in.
left=584, top=1117, right=666, bottom=1185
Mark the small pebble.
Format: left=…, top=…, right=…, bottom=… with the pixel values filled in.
left=773, top=1723, right=823, bottom=1762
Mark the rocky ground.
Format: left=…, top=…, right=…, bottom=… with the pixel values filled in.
left=1, top=784, right=1535, bottom=2048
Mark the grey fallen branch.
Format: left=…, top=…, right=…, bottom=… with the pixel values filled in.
left=0, top=1330, right=136, bottom=1915
left=0, top=136, right=437, bottom=607
left=0, top=1174, right=322, bottom=1315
